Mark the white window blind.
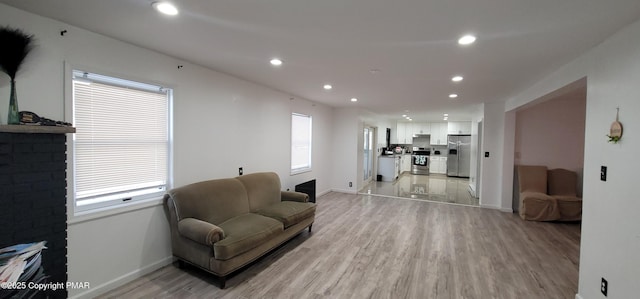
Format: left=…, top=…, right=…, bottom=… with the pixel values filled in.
left=291, top=113, right=312, bottom=174
left=72, top=70, right=170, bottom=211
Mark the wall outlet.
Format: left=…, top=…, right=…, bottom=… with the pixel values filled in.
left=601, top=277, right=608, bottom=296
left=239, top=167, right=243, bottom=176
left=349, top=182, right=353, bottom=187
left=484, top=152, right=490, bottom=158
left=600, top=166, right=607, bottom=181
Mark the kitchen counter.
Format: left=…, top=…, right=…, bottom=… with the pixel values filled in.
left=378, top=155, right=402, bottom=181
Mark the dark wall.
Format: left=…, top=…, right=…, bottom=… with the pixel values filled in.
left=0, top=132, right=68, bottom=298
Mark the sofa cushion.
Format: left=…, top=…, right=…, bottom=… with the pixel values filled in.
left=519, top=191, right=560, bottom=221
left=237, top=172, right=282, bottom=212
left=168, top=178, right=250, bottom=225
left=256, top=201, right=316, bottom=228
left=554, top=195, right=582, bottom=221
left=214, top=213, right=283, bottom=260
left=517, top=165, right=548, bottom=193
left=548, top=168, right=578, bottom=196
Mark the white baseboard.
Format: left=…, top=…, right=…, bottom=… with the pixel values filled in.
left=331, top=188, right=357, bottom=194
left=480, top=204, right=513, bottom=213
left=317, top=189, right=332, bottom=197
left=69, top=256, right=173, bottom=299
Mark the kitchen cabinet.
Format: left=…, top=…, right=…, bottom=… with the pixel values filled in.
left=412, top=122, right=430, bottom=135
left=447, top=121, right=471, bottom=135
left=378, top=156, right=400, bottom=181
left=429, top=122, right=448, bottom=145
left=401, top=154, right=412, bottom=173
left=430, top=156, right=447, bottom=174
left=395, top=122, right=406, bottom=144
left=396, top=122, right=415, bottom=144
left=397, top=122, right=430, bottom=144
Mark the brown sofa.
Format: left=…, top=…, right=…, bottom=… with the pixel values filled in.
left=164, top=172, right=316, bottom=288
left=517, top=165, right=582, bottom=221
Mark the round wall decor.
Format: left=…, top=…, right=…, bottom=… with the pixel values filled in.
left=607, top=108, right=623, bottom=143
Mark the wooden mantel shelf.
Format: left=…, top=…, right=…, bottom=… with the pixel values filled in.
left=0, top=124, right=76, bottom=134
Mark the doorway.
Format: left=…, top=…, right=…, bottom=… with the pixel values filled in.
left=363, top=127, right=375, bottom=183
left=476, top=120, right=483, bottom=200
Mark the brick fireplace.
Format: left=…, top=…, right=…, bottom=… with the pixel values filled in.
left=1, top=125, right=75, bottom=298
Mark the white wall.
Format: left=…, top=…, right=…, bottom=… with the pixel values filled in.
left=331, top=108, right=359, bottom=193
left=331, top=107, right=393, bottom=193
left=505, top=16, right=640, bottom=299
left=0, top=4, right=334, bottom=298
left=479, top=101, right=507, bottom=210
left=579, top=18, right=640, bottom=299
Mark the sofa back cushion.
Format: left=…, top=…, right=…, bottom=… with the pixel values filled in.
left=168, top=178, right=250, bottom=225
left=548, top=168, right=578, bottom=196
left=236, top=172, right=282, bottom=212
left=517, top=165, right=548, bottom=193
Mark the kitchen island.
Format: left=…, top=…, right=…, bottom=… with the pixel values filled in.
left=378, top=155, right=402, bottom=181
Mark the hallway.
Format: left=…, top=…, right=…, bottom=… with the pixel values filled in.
left=360, top=173, right=479, bottom=206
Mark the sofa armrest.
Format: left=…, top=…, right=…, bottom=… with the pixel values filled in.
left=178, top=218, right=225, bottom=246
left=281, top=191, right=309, bottom=202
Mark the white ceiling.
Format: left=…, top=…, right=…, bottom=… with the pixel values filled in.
left=2, top=0, right=640, bottom=122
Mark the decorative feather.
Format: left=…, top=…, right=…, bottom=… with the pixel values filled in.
left=0, top=26, right=35, bottom=80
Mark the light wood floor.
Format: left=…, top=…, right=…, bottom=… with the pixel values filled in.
left=98, top=192, right=581, bottom=299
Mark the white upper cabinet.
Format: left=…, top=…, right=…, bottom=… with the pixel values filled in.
left=412, top=122, right=430, bottom=135
left=429, top=122, right=448, bottom=145
left=447, top=121, right=471, bottom=135
left=394, top=122, right=406, bottom=144
left=396, top=122, right=430, bottom=144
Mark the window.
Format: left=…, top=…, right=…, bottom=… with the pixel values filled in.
left=291, top=113, right=312, bottom=174
left=72, top=70, right=171, bottom=212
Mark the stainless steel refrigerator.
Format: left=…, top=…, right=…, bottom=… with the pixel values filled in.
left=447, top=135, right=471, bottom=177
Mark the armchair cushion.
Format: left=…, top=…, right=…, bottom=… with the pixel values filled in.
left=255, top=201, right=316, bottom=228
left=178, top=218, right=225, bottom=246
left=214, top=213, right=283, bottom=260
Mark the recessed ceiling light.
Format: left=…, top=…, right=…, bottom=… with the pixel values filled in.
left=444, top=113, right=449, bottom=116
left=152, top=1, right=179, bottom=16
left=449, top=94, right=458, bottom=99
left=451, top=76, right=463, bottom=82
left=323, top=84, right=333, bottom=90
left=458, top=34, right=476, bottom=45
left=350, top=98, right=358, bottom=102
left=402, top=114, right=407, bottom=117
left=270, top=58, right=283, bottom=66
left=444, top=117, right=448, bottom=121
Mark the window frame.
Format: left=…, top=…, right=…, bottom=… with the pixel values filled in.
left=291, top=112, right=312, bottom=175
left=66, top=65, right=173, bottom=217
